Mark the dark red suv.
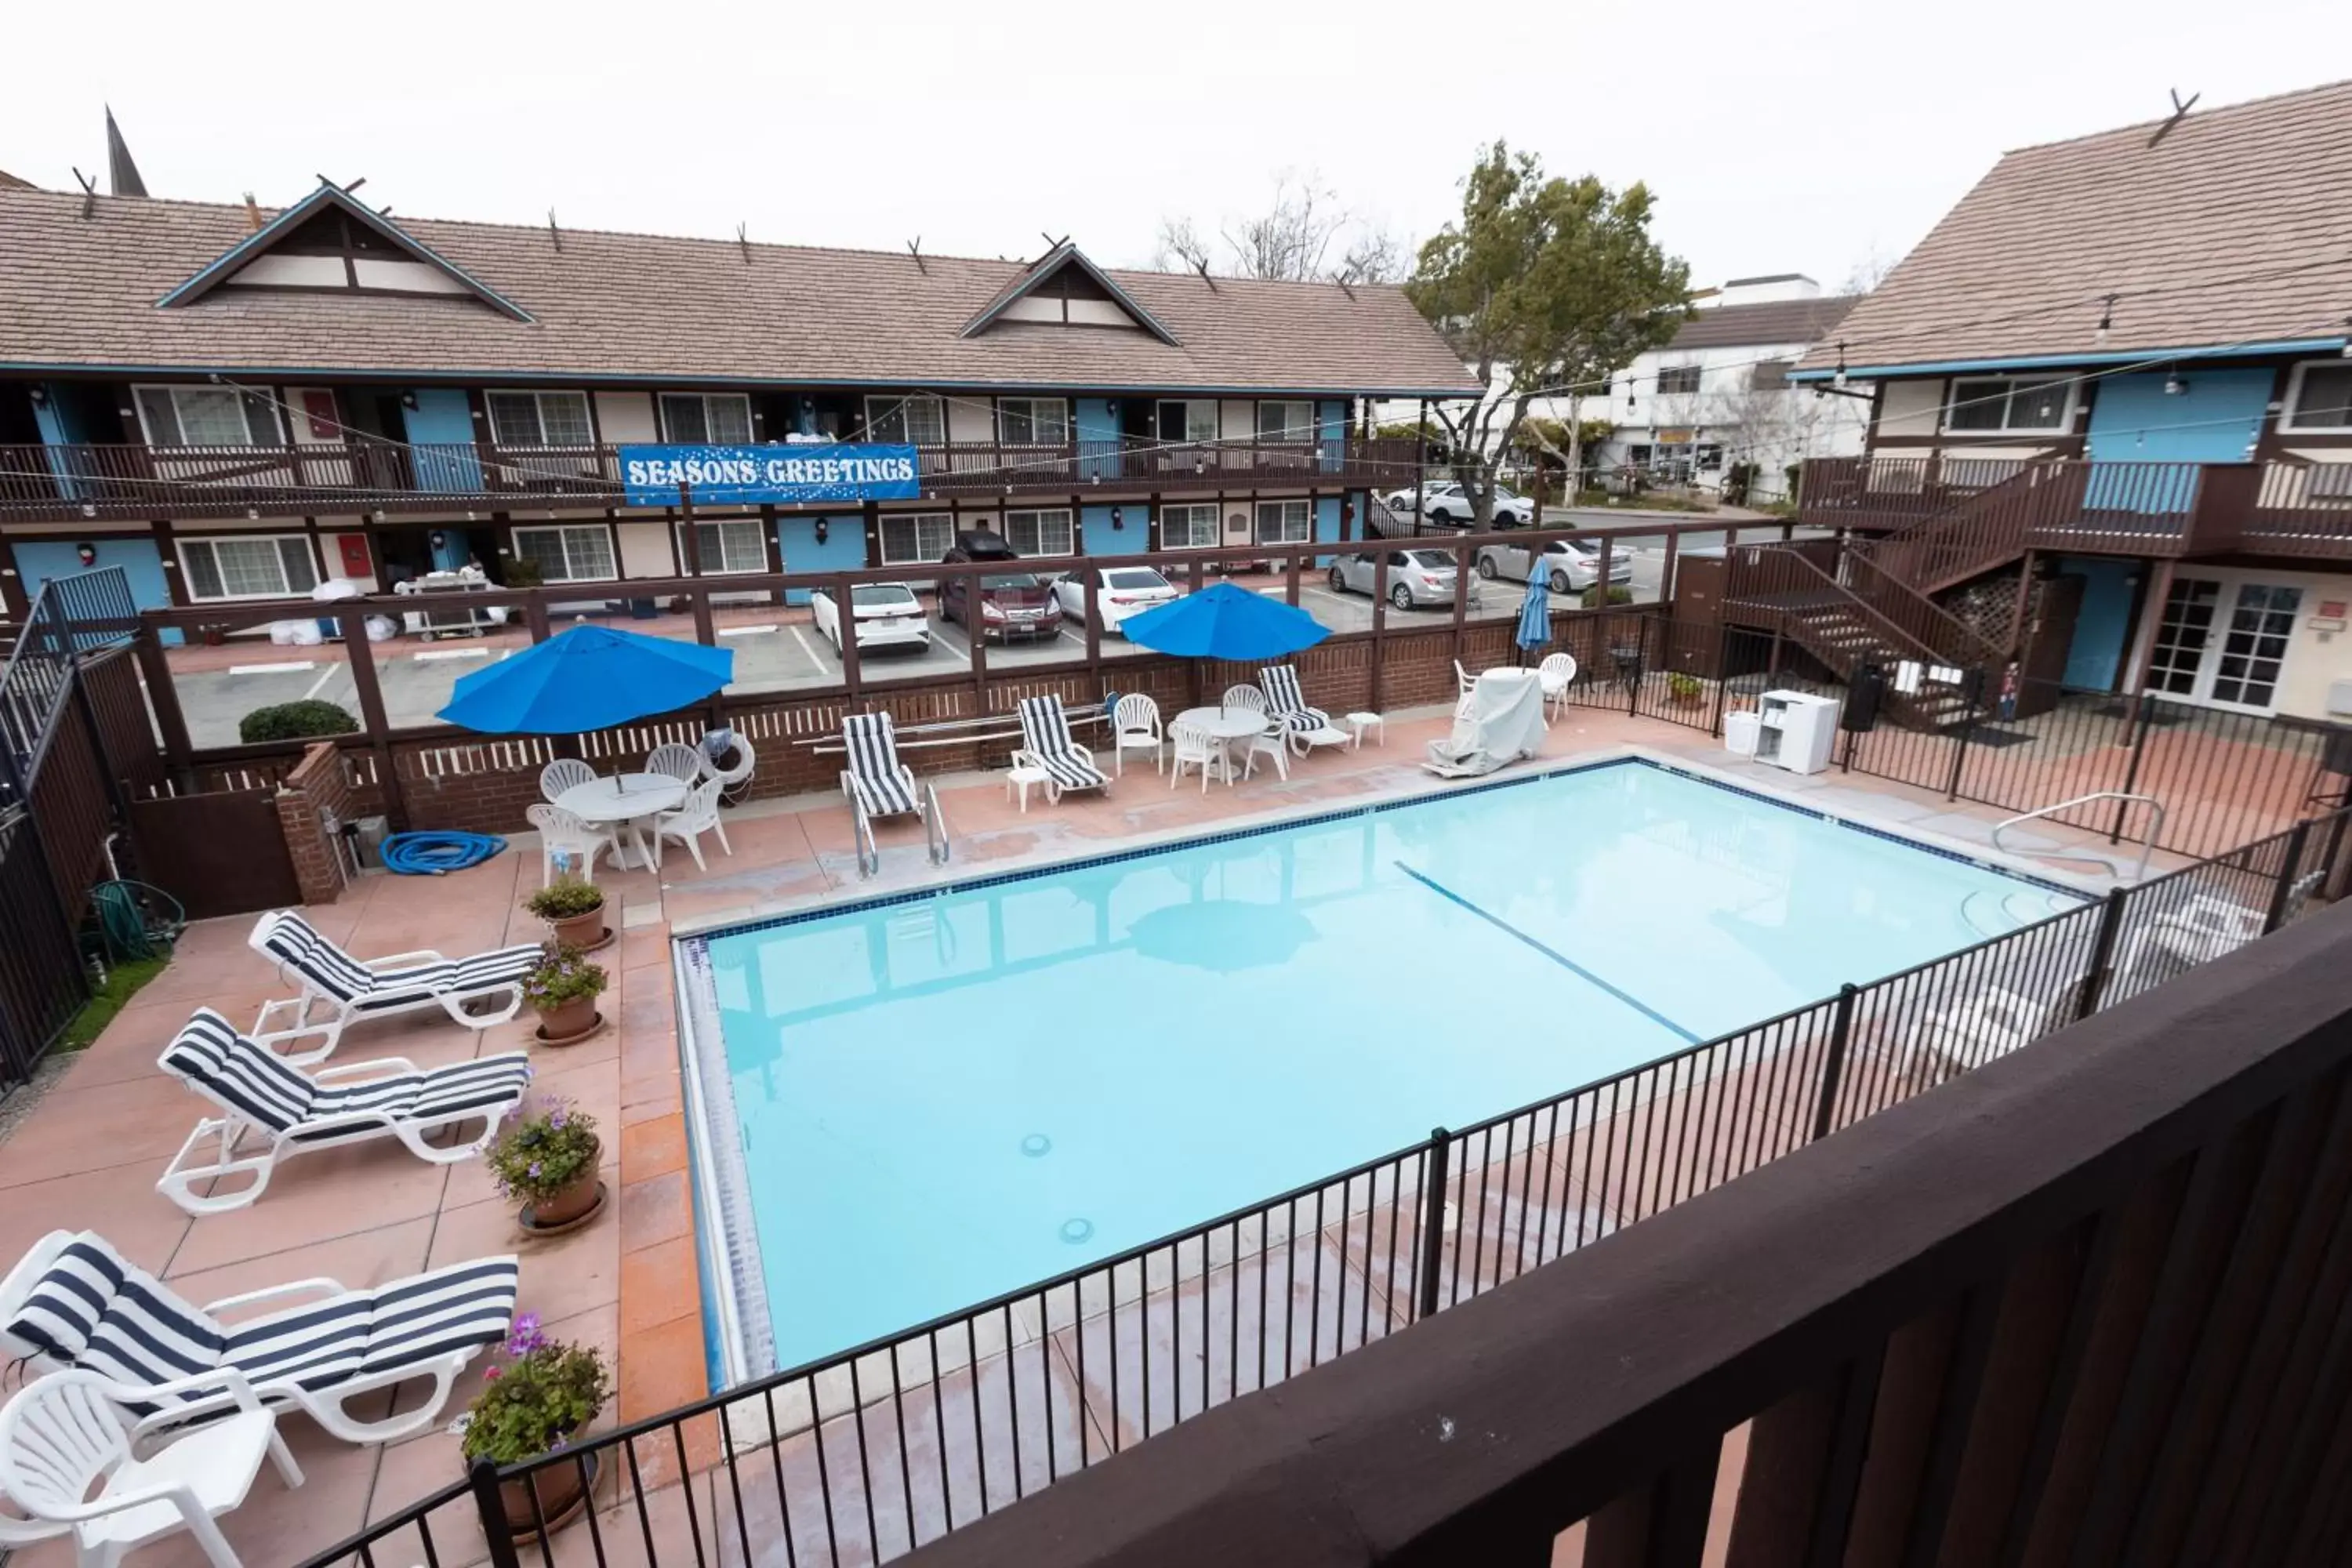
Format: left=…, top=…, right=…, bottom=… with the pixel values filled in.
left=937, top=530, right=1061, bottom=642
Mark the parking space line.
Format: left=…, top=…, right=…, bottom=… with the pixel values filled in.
left=302, top=665, right=339, bottom=699
left=227, top=660, right=315, bottom=675
left=786, top=626, right=823, bottom=668
left=415, top=648, right=490, bottom=661
left=719, top=623, right=779, bottom=637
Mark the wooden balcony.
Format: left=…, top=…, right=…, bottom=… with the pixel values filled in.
left=0, top=437, right=1425, bottom=522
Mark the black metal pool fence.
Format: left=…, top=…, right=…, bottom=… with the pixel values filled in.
left=303, top=803, right=2351, bottom=1568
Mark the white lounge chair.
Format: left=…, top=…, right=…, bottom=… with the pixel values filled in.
left=0, top=1229, right=518, bottom=1445
left=539, top=757, right=596, bottom=804
left=840, top=712, right=930, bottom=827
left=154, top=1008, right=532, bottom=1215
left=524, top=803, right=619, bottom=887
left=1014, top=695, right=1110, bottom=801
left=1110, top=693, right=1164, bottom=776
left=652, top=775, right=730, bottom=871
left=1258, top=665, right=1352, bottom=756
left=1904, top=971, right=2088, bottom=1083
left=1538, top=652, right=1580, bottom=720
left=2117, top=892, right=2263, bottom=985
left=0, top=1367, right=302, bottom=1568
left=645, top=742, right=708, bottom=786
left=246, top=909, right=539, bottom=1062
left=1169, top=721, right=1227, bottom=793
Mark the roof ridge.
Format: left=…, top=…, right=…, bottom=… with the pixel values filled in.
left=1997, top=76, right=2352, bottom=158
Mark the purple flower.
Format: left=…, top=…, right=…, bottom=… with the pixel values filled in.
left=528, top=1160, right=543, bottom=1178
left=506, top=1312, right=546, bottom=1356
left=550, top=1107, right=568, bottom=1130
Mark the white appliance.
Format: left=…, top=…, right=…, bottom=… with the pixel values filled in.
left=1754, top=690, right=1840, bottom=775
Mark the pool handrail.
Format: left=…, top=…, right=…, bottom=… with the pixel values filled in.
left=1993, top=790, right=2165, bottom=883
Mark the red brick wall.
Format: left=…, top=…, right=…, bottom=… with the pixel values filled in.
left=272, top=742, right=377, bottom=906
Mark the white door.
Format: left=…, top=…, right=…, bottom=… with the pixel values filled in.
left=2144, top=576, right=2302, bottom=713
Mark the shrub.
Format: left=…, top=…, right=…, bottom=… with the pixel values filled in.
left=459, top=1316, right=611, bottom=1465
left=1667, top=672, right=1704, bottom=702
left=238, top=699, right=359, bottom=745
left=525, top=882, right=605, bottom=920
left=501, top=557, right=545, bottom=589
left=485, top=1098, right=601, bottom=1204
left=523, top=945, right=608, bottom=1009
left=1581, top=585, right=1635, bottom=608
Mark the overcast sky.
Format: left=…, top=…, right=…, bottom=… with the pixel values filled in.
left=2, top=0, right=2339, bottom=295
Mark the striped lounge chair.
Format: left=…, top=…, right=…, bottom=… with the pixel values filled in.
left=1014, top=695, right=1110, bottom=802
left=0, top=1229, right=518, bottom=1444
left=154, top=1008, right=532, bottom=1216
left=1258, top=664, right=1352, bottom=756
left=247, top=909, right=539, bottom=1063
left=840, top=711, right=929, bottom=826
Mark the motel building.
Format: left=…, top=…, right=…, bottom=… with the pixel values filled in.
left=0, top=174, right=1475, bottom=633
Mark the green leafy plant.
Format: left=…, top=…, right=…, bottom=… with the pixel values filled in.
left=238, top=699, right=359, bottom=744
left=1582, top=585, right=1635, bottom=607
left=525, top=882, right=605, bottom=920
left=484, top=1098, right=601, bottom=1204
left=501, top=557, right=546, bottom=589
left=459, top=1316, right=611, bottom=1465
left=1666, top=672, right=1704, bottom=702
left=522, top=945, right=608, bottom=1009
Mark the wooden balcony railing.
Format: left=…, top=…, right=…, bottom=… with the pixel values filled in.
left=0, top=436, right=1427, bottom=521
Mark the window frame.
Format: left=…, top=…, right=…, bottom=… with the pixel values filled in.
left=1002, top=507, right=1075, bottom=558
left=864, top=394, right=947, bottom=446
left=176, top=532, right=321, bottom=602
left=1255, top=401, right=1316, bottom=444
left=1156, top=400, right=1221, bottom=445
left=677, top=517, right=769, bottom=575
left=132, top=384, right=281, bottom=448
left=658, top=392, right=754, bottom=445
left=1159, top=502, right=1221, bottom=550
left=877, top=511, right=956, bottom=566
left=1749, top=360, right=1795, bottom=392
left=1254, top=499, right=1313, bottom=546
left=1942, top=376, right=2073, bottom=435
left=485, top=389, right=596, bottom=448
left=510, top=522, right=619, bottom=584
left=1654, top=365, right=1704, bottom=397
left=2281, top=361, right=2352, bottom=434
left=996, top=397, right=1071, bottom=447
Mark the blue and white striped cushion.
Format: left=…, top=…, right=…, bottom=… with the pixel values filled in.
left=354, top=946, right=541, bottom=1013
left=1017, top=695, right=1107, bottom=789
left=158, top=1009, right=317, bottom=1134
left=843, top=713, right=918, bottom=818
left=358, top=1254, right=520, bottom=1377
left=292, top=1052, right=532, bottom=1142
left=1260, top=665, right=1330, bottom=732
left=251, top=911, right=378, bottom=1003
left=4, top=1233, right=230, bottom=1411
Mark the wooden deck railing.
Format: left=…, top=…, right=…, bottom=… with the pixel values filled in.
left=0, top=437, right=1426, bottom=521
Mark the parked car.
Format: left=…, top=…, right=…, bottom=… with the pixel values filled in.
left=1053, top=565, right=1181, bottom=635
left=1327, top=548, right=1485, bottom=612
left=1474, top=535, right=1634, bottom=594
left=937, top=530, right=1062, bottom=642
left=1377, top=481, right=1535, bottom=527
left=809, top=582, right=931, bottom=656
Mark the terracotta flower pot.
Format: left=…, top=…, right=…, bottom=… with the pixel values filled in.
left=497, top=1442, right=598, bottom=1538
left=545, top=902, right=604, bottom=950
left=525, top=1136, right=604, bottom=1228
left=534, top=994, right=598, bottom=1041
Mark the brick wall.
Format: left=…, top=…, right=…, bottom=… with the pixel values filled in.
left=272, top=742, right=376, bottom=906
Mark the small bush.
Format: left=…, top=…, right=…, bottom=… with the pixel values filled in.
left=238, top=699, right=360, bottom=745
left=1582, top=585, right=1635, bottom=608
left=1667, top=672, right=1704, bottom=702
left=525, top=882, right=605, bottom=920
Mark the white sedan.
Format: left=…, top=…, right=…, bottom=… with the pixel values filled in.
left=1377, top=481, right=1536, bottom=527
left=1474, top=536, right=1634, bottom=593
left=1052, top=565, right=1181, bottom=636
left=808, top=582, right=931, bottom=655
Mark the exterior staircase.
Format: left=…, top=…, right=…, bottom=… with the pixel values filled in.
left=1726, top=544, right=1998, bottom=731
left=1867, top=460, right=2084, bottom=594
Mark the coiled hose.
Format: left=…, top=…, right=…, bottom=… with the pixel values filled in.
left=88, top=880, right=185, bottom=961
left=381, top=830, right=507, bottom=876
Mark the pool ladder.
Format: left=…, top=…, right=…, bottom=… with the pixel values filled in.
left=925, top=782, right=950, bottom=867
left=851, top=782, right=949, bottom=880
left=1991, top=792, right=2165, bottom=884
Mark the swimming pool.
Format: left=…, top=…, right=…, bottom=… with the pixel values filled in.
left=684, top=757, right=2082, bottom=1372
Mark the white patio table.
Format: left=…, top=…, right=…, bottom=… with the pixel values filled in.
left=557, top=773, right=688, bottom=870
left=1174, top=706, right=1272, bottom=785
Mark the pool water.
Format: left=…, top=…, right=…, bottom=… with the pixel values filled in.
left=696, top=760, right=2078, bottom=1369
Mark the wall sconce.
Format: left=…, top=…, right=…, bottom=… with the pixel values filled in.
left=2164, top=373, right=2188, bottom=396
left=79, top=503, right=96, bottom=519
left=27, top=386, right=47, bottom=408
left=1109, top=506, right=1124, bottom=531
left=74, top=542, right=97, bottom=567
left=400, top=391, right=419, bottom=412
left=428, top=530, right=448, bottom=552
left=813, top=517, right=830, bottom=545
left=1341, top=499, right=1356, bottom=527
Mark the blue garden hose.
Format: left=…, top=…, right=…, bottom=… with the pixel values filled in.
left=381, top=830, right=507, bottom=876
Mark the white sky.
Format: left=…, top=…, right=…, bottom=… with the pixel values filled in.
left=1, top=0, right=2339, bottom=294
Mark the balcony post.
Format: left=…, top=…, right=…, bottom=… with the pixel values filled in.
left=1660, top=526, right=1680, bottom=607
left=133, top=625, right=194, bottom=782
left=1415, top=1126, right=1451, bottom=1321
left=1450, top=542, right=1470, bottom=667
left=339, top=610, right=409, bottom=833
left=1809, top=983, right=1859, bottom=1142
left=835, top=573, right=862, bottom=704
left=1083, top=571, right=1102, bottom=682
left=2263, top=819, right=2314, bottom=935
left=1370, top=551, right=1389, bottom=713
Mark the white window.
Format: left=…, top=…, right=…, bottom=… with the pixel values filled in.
left=1156, top=400, right=1219, bottom=444
left=1255, top=401, right=1315, bottom=442
left=997, top=397, right=1069, bottom=445
left=1004, top=508, right=1074, bottom=557
left=1256, top=499, right=1312, bottom=545
left=2282, top=363, right=2352, bottom=433
left=1944, top=377, right=2070, bottom=434
left=485, top=390, right=594, bottom=447
left=680, top=518, right=768, bottom=575
left=865, top=394, right=946, bottom=445
left=659, top=393, right=753, bottom=445
left=879, top=512, right=955, bottom=565
left=133, top=386, right=279, bottom=447
left=178, top=533, right=319, bottom=601
left=1160, top=503, right=1220, bottom=549
left=512, top=524, right=617, bottom=583
left=1653, top=365, right=1704, bottom=397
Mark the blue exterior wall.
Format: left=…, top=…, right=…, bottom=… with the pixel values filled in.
left=2085, top=370, right=2272, bottom=465
left=16, top=538, right=180, bottom=645
left=778, top=513, right=866, bottom=604
left=1076, top=398, right=1121, bottom=481
left=2055, top=557, right=2141, bottom=691
left=1315, top=495, right=1345, bottom=543
left=401, top=389, right=483, bottom=492
left=1079, top=503, right=1143, bottom=556
left=1317, top=401, right=1347, bottom=474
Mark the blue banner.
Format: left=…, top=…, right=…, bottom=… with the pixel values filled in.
left=618, top=444, right=921, bottom=506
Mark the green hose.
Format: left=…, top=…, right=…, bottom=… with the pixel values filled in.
left=88, top=880, right=185, bottom=962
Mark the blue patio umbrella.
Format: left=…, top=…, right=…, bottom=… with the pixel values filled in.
left=436, top=623, right=734, bottom=734
left=1514, top=570, right=1552, bottom=656
left=1118, top=580, right=1330, bottom=660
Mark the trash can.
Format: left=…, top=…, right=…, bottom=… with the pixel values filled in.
left=1725, top=711, right=1762, bottom=757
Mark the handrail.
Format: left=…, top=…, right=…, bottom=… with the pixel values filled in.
left=1993, top=791, right=2166, bottom=883
left=851, top=792, right=879, bottom=879
left=1842, top=541, right=2005, bottom=670
left=925, top=782, right=949, bottom=866
left=1732, top=545, right=1945, bottom=667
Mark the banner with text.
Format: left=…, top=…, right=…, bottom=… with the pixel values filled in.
left=619, top=444, right=922, bottom=507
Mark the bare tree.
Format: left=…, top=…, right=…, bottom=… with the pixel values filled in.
left=1153, top=172, right=1402, bottom=283
left=1152, top=216, right=1212, bottom=274
left=1839, top=245, right=1897, bottom=296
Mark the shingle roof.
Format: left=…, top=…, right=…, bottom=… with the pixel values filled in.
left=1797, top=79, right=2352, bottom=374
left=0, top=169, right=34, bottom=192
left=0, top=188, right=1479, bottom=396
left=1670, top=296, right=1857, bottom=352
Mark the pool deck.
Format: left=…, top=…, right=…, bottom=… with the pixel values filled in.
left=0, top=704, right=2177, bottom=1566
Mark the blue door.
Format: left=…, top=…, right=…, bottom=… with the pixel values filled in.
left=2085, top=370, right=2270, bottom=465
left=15, top=538, right=180, bottom=644
left=401, top=388, right=483, bottom=492
left=2055, top=557, right=2138, bottom=691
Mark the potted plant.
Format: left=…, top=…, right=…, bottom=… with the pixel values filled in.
left=1666, top=671, right=1704, bottom=707
left=524, top=880, right=606, bottom=950
left=523, top=944, right=608, bottom=1043
left=485, top=1098, right=604, bottom=1229
left=459, top=1314, right=612, bottom=1540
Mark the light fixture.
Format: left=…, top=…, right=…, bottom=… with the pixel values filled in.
left=428, top=530, right=447, bottom=552
left=27, top=386, right=47, bottom=407
left=1832, top=343, right=1848, bottom=390
left=400, top=391, right=419, bottom=412
left=2163, top=373, right=2187, bottom=396
left=2096, top=293, right=2116, bottom=347
left=74, top=542, right=97, bottom=567
left=245, top=508, right=260, bottom=521
left=813, top=517, right=829, bottom=545
left=1109, top=506, right=1124, bottom=531
left=1341, top=499, right=1356, bottom=527
left=79, top=503, right=96, bottom=519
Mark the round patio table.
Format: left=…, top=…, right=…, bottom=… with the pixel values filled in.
left=1175, top=706, right=1272, bottom=784
left=557, top=773, right=688, bottom=870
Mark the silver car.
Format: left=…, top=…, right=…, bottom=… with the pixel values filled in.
left=1475, top=536, right=1633, bottom=593
left=1327, top=548, right=1484, bottom=612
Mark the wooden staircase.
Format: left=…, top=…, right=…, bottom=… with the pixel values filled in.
left=1867, top=461, right=2082, bottom=594
left=1726, top=544, right=1997, bottom=730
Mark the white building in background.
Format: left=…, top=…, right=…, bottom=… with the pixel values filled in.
left=1566, top=274, right=1867, bottom=500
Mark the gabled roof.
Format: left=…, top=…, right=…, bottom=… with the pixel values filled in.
left=1797, top=79, right=2352, bottom=377
left=155, top=182, right=535, bottom=322
left=1668, top=296, right=1857, bottom=352
left=0, top=169, right=33, bottom=192
left=0, top=188, right=1477, bottom=396
left=960, top=241, right=1180, bottom=344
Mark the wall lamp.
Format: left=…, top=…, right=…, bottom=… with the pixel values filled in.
left=1109, top=506, right=1124, bottom=531
left=813, top=517, right=829, bottom=545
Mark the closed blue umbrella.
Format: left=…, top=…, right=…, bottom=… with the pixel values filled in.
left=1514, top=570, right=1552, bottom=656
left=1118, top=580, right=1330, bottom=659
left=436, top=623, right=734, bottom=734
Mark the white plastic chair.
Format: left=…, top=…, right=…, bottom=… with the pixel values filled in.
left=1454, top=659, right=1478, bottom=697
left=1537, top=652, right=1580, bottom=719
left=1221, top=684, right=1269, bottom=717
left=0, top=1368, right=303, bottom=1567
left=539, top=757, right=596, bottom=804
left=645, top=742, right=707, bottom=786
left=1111, top=694, right=1164, bottom=776
left=524, top=803, right=619, bottom=885
left=1168, top=722, right=1226, bottom=793
left=653, top=776, right=730, bottom=871
left=1242, top=717, right=1290, bottom=782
